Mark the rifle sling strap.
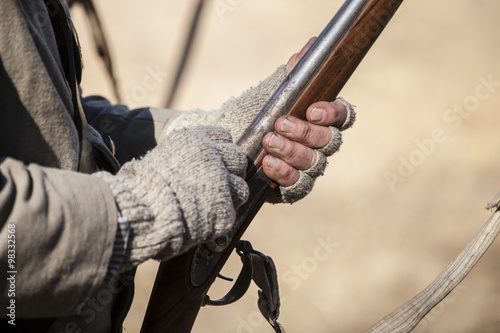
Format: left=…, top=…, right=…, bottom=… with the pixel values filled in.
left=248, top=248, right=285, bottom=333
left=203, top=240, right=285, bottom=333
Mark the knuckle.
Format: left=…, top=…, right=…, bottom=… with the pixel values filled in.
left=324, top=102, right=339, bottom=122
left=277, top=166, right=296, bottom=185
left=298, top=122, right=315, bottom=144
left=304, top=123, right=316, bottom=141
left=283, top=140, right=301, bottom=160
left=307, top=149, right=318, bottom=169
left=265, top=156, right=297, bottom=186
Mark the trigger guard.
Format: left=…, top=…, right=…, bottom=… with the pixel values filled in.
left=203, top=242, right=254, bottom=306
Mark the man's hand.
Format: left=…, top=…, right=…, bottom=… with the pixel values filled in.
left=263, top=100, right=348, bottom=186
left=263, top=38, right=351, bottom=187
left=285, top=37, right=317, bottom=74
left=96, top=126, right=250, bottom=271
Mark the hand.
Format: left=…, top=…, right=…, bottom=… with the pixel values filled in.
left=262, top=37, right=355, bottom=199
left=262, top=100, right=349, bottom=187
left=162, top=36, right=354, bottom=203
left=97, top=126, right=249, bottom=270
left=286, top=37, right=317, bottom=74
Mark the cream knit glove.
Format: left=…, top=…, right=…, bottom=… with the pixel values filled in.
left=95, top=126, right=249, bottom=272
left=267, top=97, right=356, bottom=203
left=165, top=66, right=356, bottom=204
left=164, top=66, right=288, bottom=140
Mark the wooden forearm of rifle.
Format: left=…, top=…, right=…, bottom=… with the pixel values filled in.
left=140, top=0, right=404, bottom=332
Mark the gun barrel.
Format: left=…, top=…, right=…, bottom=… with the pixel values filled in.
left=237, top=0, right=369, bottom=167
left=140, top=1, right=404, bottom=332
left=238, top=0, right=403, bottom=179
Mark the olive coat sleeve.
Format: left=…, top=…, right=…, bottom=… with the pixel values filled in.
left=0, top=0, right=118, bottom=318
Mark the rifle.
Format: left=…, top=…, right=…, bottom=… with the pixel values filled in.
left=140, top=0, right=404, bottom=331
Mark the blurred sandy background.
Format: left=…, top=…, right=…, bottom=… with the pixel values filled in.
left=71, top=1, right=500, bottom=332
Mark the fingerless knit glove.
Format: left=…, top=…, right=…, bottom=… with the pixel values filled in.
left=266, top=97, right=356, bottom=203
left=165, top=66, right=356, bottom=204
left=164, top=66, right=288, bottom=140
left=95, top=126, right=249, bottom=272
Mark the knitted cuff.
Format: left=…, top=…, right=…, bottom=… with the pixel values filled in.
left=336, top=97, right=356, bottom=131
left=95, top=168, right=185, bottom=272
left=106, top=209, right=130, bottom=277
left=318, top=127, right=343, bottom=157
left=265, top=98, right=353, bottom=204
left=304, top=151, right=327, bottom=178
left=266, top=172, right=315, bottom=204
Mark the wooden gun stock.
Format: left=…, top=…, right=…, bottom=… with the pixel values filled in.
left=140, top=0, right=404, bottom=331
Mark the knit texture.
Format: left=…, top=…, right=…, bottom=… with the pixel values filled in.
left=165, top=65, right=288, bottom=140
left=95, top=126, right=249, bottom=272
left=267, top=98, right=355, bottom=204
left=165, top=66, right=356, bottom=204
left=337, top=97, right=356, bottom=131
left=266, top=126, right=343, bottom=204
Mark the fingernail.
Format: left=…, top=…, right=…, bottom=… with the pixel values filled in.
left=268, top=134, right=284, bottom=149
left=280, top=118, right=295, bottom=133
left=267, top=156, right=280, bottom=169
left=311, top=107, right=325, bottom=122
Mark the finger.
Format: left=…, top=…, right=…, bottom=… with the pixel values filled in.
left=227, top=174, right=249, bottom=209
left=262, top=155, right=300, bottom=187
left=263, top=132, right=317, bottom=170
left=218, top=143, right=247, bottom=178
left=286, top=37, right=317, bottom=74
left=297, top=37, right=317, bottom=59
left=274, top=116, right=333, bottom=149
left=306, top=100, right=348, bottom=127
left=286, top=53, right=300, bottom=74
